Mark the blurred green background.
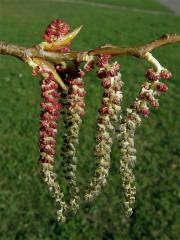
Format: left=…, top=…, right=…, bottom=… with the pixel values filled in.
left=0, top=0, right=180, bottom=239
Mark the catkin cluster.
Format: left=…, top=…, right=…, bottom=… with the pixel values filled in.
left=26, top=19, right=173, bottom=223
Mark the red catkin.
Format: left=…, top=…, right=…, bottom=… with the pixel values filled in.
left=43, top=19, right=70, bottom=43
left=146, top=68, right=160, bottom=81
left=156, top=83, right=168, bottom=92
left=39, top=73, right=61, bottom=166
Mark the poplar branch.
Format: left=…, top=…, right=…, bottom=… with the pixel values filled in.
left=0, top=33, right=180, bottom=64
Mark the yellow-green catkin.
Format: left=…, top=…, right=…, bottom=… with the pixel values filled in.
left=117, top=108, right=141, bottom=216
left=84, top=58, right=123, bottom=201
left=61, top=70, right=86, bottom=212
left=42, top=164, right=68, bottom=222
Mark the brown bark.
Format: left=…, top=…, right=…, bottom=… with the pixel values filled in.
left=0, top=33, right=180, bottom=64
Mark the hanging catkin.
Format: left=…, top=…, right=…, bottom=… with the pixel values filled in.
left=84, top=54, right=123, bottom=201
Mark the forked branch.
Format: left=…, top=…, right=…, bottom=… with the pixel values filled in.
left=0, top=33, right=180, bottom=64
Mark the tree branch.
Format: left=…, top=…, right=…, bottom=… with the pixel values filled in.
left=0, top=33, right=180, bottom=64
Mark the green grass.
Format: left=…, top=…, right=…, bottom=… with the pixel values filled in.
left=82, top=0, right=170, bottom=12
left=0, top=0, right=180, bottom=239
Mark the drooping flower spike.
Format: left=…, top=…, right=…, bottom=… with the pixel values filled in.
left=117, top=52, right=172, bottom=216
left=26, top=57, right=68, bottom=222
left=117, top=108, right=141, bottom=217
left=60, top=65, right=86, bottom=212
left=84, top=54, right=123, bottom=201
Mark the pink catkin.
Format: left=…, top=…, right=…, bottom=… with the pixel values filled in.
left=156, top=83, right=168, bottom=92
left=37, top=69, right=67, bottom=222
left=146, top=68, right=160, bottom=81
left=43, top=19, right=70, bottom=43
left=39, top=74, right=61, bottom=166
left=136, top=68, right=172, bottom=117
left=43, top=19, right=71, bottom=52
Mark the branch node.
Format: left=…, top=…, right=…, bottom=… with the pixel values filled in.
left=24, top=49, right=33, bottom=59
left=76, top=51, right=94, bottom=62
left=160, top=33, right=177, bottom=40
